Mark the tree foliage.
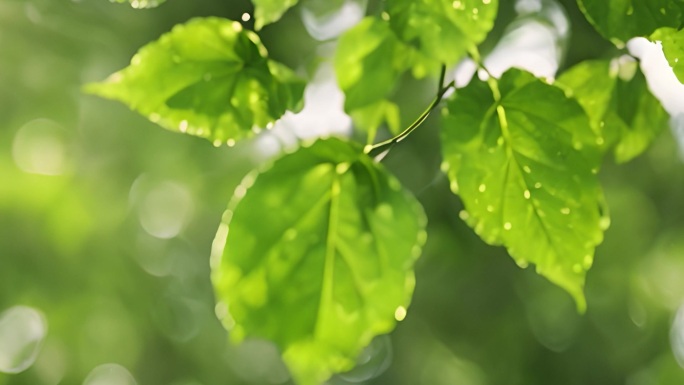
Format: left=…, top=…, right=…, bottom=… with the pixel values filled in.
left=86, top=0, right=683, bottom=383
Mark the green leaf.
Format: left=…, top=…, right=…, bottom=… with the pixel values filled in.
left=110, top=0, right=166, bottom=9
left=350, top=100, right=402, bottom=142
left=211, top=137, right=427, bottom=385
left=441, top=69, right=606, bottom=311
left=335, top=17, right=410, bottom=135
left=577, top=0, right=684, bottom=46
left=386, top=0, right=498, bottom=68
left=252, top=0, right=299, bottom=30
left=85, top=17, right=305, bottom=146
left=556, top=58, right=670, bottom=163
left=651, top=27, right=684, bottom=83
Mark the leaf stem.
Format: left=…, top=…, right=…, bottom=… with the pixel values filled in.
left=365, top=65, right=454, bottom=160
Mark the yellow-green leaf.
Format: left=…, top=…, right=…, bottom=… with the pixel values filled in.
left=211, top=137, right=427, bottom=384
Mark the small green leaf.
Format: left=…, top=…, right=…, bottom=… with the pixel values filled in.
left=557, top=58, right=670, bottom=163
left=441, top=69, right=606, bottom=311
left=85, top=17, right=305, bottom=145
left=577, top=0, right=684, bottom=46
left=335, top=17, right=410, bottom=135
left=386, top=0, right=498, bottom=67
left=110, top=0, right=166, bottom=9
left=211, top=137, right=427, bottom=385
left=252, top=0, right=299, bottom=30
left=651, top=27, right=684, bottom=84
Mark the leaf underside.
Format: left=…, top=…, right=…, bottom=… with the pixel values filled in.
left=85, top=17, right=305, bottom=145
left=441, top=69, right=607, bottom=311
left=556, top=58, right=670, bottom=163
left=211, top=137, right=427, bottom=385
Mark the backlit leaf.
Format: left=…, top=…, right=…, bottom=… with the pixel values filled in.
left=211, top=137, right=427, bottom=385
left=85, top=17, right=305, bottom=145
left=386, top=0, right=498, bottom=68
left=651, top=27, right=684, bottom=84
left=335, top=17, right=411, bottom=135
left=577, top=0, right=684, bottom=46
left=557, top=57, right=669, bottom=163
left=253, top=0, right=299, bottom=30
left=441, top=68, right=606, bottom=311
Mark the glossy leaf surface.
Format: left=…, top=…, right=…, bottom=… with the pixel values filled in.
left=252, top=0, right=300, bottom=30
left=85, top=17, right=305, bottom=145
left=557, top=58, right=669, bottom=163
left=577, top=0, right=684, bottom=45
left=652, top=27, right=684, bottom=84
left=111, top=0, right=166, bottom=8
left=211, top=138, right=427, bottom=385
left=386, top=0, right=498, bottom=67
left=441, top=69, right=606, bottom=311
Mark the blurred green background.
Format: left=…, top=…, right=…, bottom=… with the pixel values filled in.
left=1, top=0, right=683, bottom=384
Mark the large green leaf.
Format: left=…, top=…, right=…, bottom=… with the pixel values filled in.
left=110, top=0, right=166, bottom=9
left=85, top=17, right=305, bottom=146
left=386, top=0, right=498, bottom=68
left=556, top=58, right=670, bottom=163
left=441, top=69, right=606, bottom=311
left=577, top=0, right=684, bottom=45
left=335, top=17, right=410, bottom=137
left=651, top=27, right=684, bottom=83
left=211, top=137, right=427, bottom=385
left=253, top=0, right=299, bottom=30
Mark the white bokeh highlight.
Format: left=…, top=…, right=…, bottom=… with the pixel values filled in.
left=0, top=306, right=48, bottom=374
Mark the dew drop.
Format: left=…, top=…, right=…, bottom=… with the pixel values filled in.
left=376, top=203, right=394, bottom=219
left=523, top=165, right=532, bottom=173
left=572, top=264, right=583, bottom=273
left=234, top=185, right=247, bottom=199
left=284, top=228, right=298, bottom=240
left=179, top=120, right=188, bottom=133
left=394, top=306, right=407, bottom=321
left=241, top=12, right=251, bottom=22
left=459, top=210, right=470, bottom=220
left=335, top=162, right=350, bottom=175
left=583, top=254, right=593, bottom=268
left=212, top=139, right=221, bottom=147
left=599, top=216, right=611, bottom=230
left=515, top=259, right=528, bottom=268
left=478, top=184, right=487, bottom=193
left=381, top=11, right=390, bottom=21
left=596, top=136, right=605, bottom=146
left=504, top=222, right=512, bottom=230
left=227, top=139, right=236, bottom=147
left=486, top=205, right=495, bottom=212
left=450, top=180, right=460, bottom=193
left=0, top=306, right=47, bottom=374
left=524, top=190, right=531, bottom=199
left=560, top=207, right=571, bottom=215
left=534, top=182, right=542, bottom=189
